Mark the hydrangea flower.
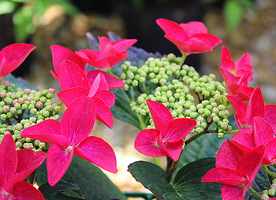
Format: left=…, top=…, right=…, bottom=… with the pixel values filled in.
left=134, top=100, right=197, bottom=161
left=0, top=134, right=46, bottom=200
left=156, top=18, right=222, bottom=55
left=21, top=97, right=117, bottom=186
left=76, top=36, right=137, bottom=70
left=0, top=43, right=35, bottom=80
left=57, top=59, right=115, bottom=128
left=202, top=140, right=265, bottom=200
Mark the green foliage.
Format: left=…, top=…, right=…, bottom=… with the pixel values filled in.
left=0, top=0, right=79, bottom=42
left=128, top=159, right=222, bottom=200
left=36, top=156, right=127, bottom=200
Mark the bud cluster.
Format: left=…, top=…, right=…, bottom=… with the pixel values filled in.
left=0, top=81, right=60, bottom=151
left=121, top=54, right=232, bottom=137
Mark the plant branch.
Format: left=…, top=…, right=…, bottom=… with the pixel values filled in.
left=248, top=187, right=262, bottom=199
left=263, top=165, right=276, bottom=177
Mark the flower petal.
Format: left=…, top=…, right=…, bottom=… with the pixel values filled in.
left=201, top=167, right=244, bottom=186
left=236, top=145, right=265, bottom=183
left=156, top=18, right=183, bottom=33
left=134, top=129, right=166, bottom=157
left=0, top=134, right=17, bottom=188
left=75, top=136, right=117, bottom=173
left=11, top=182, right=45, bottom=200
left=59, top=59, right=89, bottom=90
left=50, top=45, right=86, bottom=78
left=221, top=185, right=246, bottom=200
left=146, top=100, right=173, bottom=132
left=57, top=87, right=88, bottom=107
left=92, top=96, right=113, bottom=128
left=253, top=117, right=274, bottom=146
left=61, top=97, right=96, bottom=146
left=93, top=90, right=115, bottom=108
left=163, top=118, right=196, bottom=142
left=87, top=70, right=124, bottom=89
left=0, top=43, right=35, bottom=79
left=158, top=138, right=184, bottom=161
left=216, top=140, right=244, bottom=171
left=47, top=144, right=74, bottom=186
left=264, top=105, right=276, bottom=132
left=20, top=119, right=69, bottom=148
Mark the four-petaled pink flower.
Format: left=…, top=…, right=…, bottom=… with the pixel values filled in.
left=232, top=116, right=276, bottom=165
left=21, top=97, right=117, bottom=186
left=57, top=59, right=115, bottom=128
left=227, top=87, right=276, bottom=134
left=156, top=18, right=222, bottom=55
left=0, top=134, right=46, bottom=200
left=221, top=46, right=253, bottom=80
left=202, top=140, right=265, bottom=200
left=75, top=36, right=137, bottom=70
left=0, top=43, right=36, bottom=80
left=50, top=45, right=86, bottom=82
left=134, top=100, right=197, bottom=161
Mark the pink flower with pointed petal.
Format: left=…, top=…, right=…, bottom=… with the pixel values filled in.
left=221, top=46, right=253, bottom=80
left=57, top=60, right=115, bottom=128
left=227, top=87, right=276, bottom=134
left=0, top=134, right=46, bottom=200
left=76, top=36, right=137, bottom=70
left=87, top=70, right=124, bottom=89
left=202, top=140, right=265, bottom=200
left=134, top=100, right=197, bottom=161
left=219, top=67, right=254, bottom=101
left=50, top=45, right=86, bottom=82
left=232, top=117, right=276, bottom=165
left=21, top=97, right=117, bottom=186
left=156, top=18, right=222, bottom=55
left=0, top=43, right=35, bottom=80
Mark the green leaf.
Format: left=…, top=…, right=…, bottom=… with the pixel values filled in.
left=172, top=158, right=222, bottom=200
left=111, top=88, right=142, bottom=130
left=128, top=161, right=183, bottom=200
left=68, top=156, right=127, bottom=200
left=36, top=156, right=126, bottom=200
left=223, top=0, right=244, bottom=32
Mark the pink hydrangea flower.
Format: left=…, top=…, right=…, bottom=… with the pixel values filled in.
left=0, top=134, right=46, bottom=200
left=0, top=43, right=35, bottom=80
left=221, top=46, right=253, bottom=80
left=50, top=45, right=86, bottom=82
left=21, top=97, right=117, bottom=186
left=57, top=59, right=115, bottom=128
left=134, top=100, right=197, bottom=161
left=227, top=87, right=276, bottom=134
left=232, top=117, right=276, bottom=165
left=202, top=140, right=265, bottom=200
left=156, top=18, right=222, bottom=55
left=76, top=36, right=137, bottom=70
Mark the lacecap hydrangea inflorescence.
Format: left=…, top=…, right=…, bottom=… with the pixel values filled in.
left=120, top=53, right=232, bottom=137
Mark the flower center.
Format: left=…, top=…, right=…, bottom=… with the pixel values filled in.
left=65, top=145, right=73, bottom=153
left=1, top=189, right=10, bottom=198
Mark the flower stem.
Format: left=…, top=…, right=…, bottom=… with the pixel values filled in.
left=179, top=53, right=188, bottom=67
left=153, top=157, right=162, bottom=168
left=248, top=187, right=262, bottom=199
left=263, top=165, right=276, bottom=177
left=29, top=170, right=36, bottom=185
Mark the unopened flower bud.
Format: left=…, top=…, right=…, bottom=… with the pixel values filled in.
left=36, top=102, right=43, bottom=109
left=2, top=80, right=9, bottom=86
left=2, top=105, right=9, bottom=113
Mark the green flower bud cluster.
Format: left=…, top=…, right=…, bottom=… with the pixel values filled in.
left=123, top=54, right=232, bottom=137
left=0, top=81, right=60, bottom=151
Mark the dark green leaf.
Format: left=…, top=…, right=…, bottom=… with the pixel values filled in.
left=128, top=161, right=183, bottom=200
left=68, top=156, right=127, bottom=200
left=173, top=158, right=222, bottom=200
